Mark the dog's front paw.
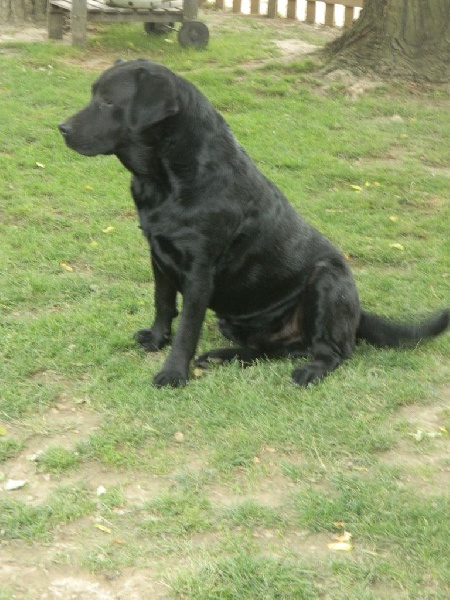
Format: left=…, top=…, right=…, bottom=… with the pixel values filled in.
left=291, top=364, right=323, bottom=387
left=134, top=328, right=170, bottom=352
left=153, top=369, right=188, bottom=388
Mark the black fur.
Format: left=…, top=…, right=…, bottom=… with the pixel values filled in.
left=59, top=59, right=449, bottom=388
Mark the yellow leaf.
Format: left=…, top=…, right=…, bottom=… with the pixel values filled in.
left=36, top=162, right=45, bottom=169
left=389, top=215, right=398, bottom=222
left=60, top=262, right=74, bottom=272
left=373, top=181, right=381, bottom=186
left=328, top=542, right=353, bottom=551
left=85, top=185, right=93, bottom=191
left=193, top=368, right=204, bottom=378
left=94, top=523, right=112, bottom=534
left=333, top=521, right=345, bottom=528
left=350, top=185, right=362, bottom=191
left=102, top=226, right=115, bottom=233
left=334, top=531, right=353, bottom=543
left=0, top=426, right=7, bottom=436
left=389, top=243, right=404, bottom=251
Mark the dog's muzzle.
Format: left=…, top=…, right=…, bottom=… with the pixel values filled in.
left=58, top=122, right=72, bottom=138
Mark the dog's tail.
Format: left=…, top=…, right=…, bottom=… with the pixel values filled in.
left=356, top=309, right=449, bottom=348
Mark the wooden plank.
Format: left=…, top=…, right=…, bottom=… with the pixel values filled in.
left=89, top=10, right=183, bottom=22
left=305, top=0, right=315, bottom=23
left=286, top=0, right=296, bottom=20
left=50, top=0, right=73, bottom=10
left=250, top=0, right=259, bottom=15
left=324, top=0, right=362, bottom=7
left=344, top=5, right=354, bottom=27
left=48, top=7, right=65, bottom=38
left=267, top=0, right=277, bottom=19
left=232, top=0, right=241, bottom=13
left=183, top=0, right=197, bottom=19
left=72, top=0, right=87, bottom=46
left=324, top=2, right=334, bottom=26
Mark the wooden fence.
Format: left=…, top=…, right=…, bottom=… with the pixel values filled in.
left=215, top=0, right=363, bottom=28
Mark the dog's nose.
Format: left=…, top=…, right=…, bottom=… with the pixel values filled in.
left=58, top=122, right=72, bottom=137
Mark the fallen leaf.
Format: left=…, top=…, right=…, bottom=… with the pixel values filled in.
left=389, top=243, right=404, bottom=251
left=389, top=215, right=398, bottom=222
left=334, top=530, right=352, bottom=543
left=36, top=162, right=45, bottom=169
left=174, top=431, right=184, bottom=443
left=60, top=262, right=74, bottom=272
left=96, top=485, right=107, bottom=496
left=333, top=521, right=345, bottom=528
left=328, top=542, right=353, bottom=551
left=94, top=523, right=112, bottom=534
left=0, top=426, right=7, bottom=436
left=4, top=479, right=28, bottom=491
left=102, top=226, right=115, bottom=233
left=85, top=185, right=94, bottom=190
left=193, top=367, right=204, bottom=378
left=350, top=185, right=362, bottom=191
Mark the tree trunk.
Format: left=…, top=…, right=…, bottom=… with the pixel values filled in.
left=326, top=0, right=450, bottom=83
left=0, top=0, right=48, bottom=23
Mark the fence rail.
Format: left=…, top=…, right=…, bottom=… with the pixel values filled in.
left=215, top=0, right=363, bottom=28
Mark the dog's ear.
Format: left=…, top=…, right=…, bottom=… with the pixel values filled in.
left=129, top=66, right=179, bottom=130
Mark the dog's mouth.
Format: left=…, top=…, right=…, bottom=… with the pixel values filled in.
left=58, top=122, right=103, bottom=156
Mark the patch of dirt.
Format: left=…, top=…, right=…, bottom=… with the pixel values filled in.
left=0, top=555, right=170, bottom=599
left=320, top=68, right=383, bottom=99
left=274, top=38, right=320, bottom=59
left=0, top=25, right=48, bottom=44
left=379, top=386, right=450, bottom=496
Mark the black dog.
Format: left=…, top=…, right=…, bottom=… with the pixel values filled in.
left=59, top=59, right=449, bottom=388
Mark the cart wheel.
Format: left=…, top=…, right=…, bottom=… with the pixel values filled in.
left=144, top=22, right=174, bottom=35
left=178, top=21, right=209, bottom=49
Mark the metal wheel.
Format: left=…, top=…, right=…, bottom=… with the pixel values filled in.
left=144, top=22, right=174, bottom=35
left=178, top=21, right=209, bottom=49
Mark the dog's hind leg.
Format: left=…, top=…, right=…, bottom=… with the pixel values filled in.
left=196, top=341, right=308, bottom=369
left=195, top=347, right=266, bottom=368
left=291, top=260, right=360, bottom=387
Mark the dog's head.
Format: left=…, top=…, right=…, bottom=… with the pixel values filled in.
left=59, top=59, right=179, bottom=156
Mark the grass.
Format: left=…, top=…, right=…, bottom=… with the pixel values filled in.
left=0, top=12, right=449, bottom=599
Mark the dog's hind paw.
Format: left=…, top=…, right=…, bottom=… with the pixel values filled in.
left=153, top=369, right=188, bottom=388
left=291, top=364, right=325, bottom=387
left=134, top=328, right=170, bottom=352
left=195, top=352, right=226, bottom=368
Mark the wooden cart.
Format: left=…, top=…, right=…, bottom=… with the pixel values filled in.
left=48, top=0, right=209, bottom=48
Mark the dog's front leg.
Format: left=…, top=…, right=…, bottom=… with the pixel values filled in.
left=135, top=257, right=178, bottom=351
left=153, top=271, right=212, bottom=388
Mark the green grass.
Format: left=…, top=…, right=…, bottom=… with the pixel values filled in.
left=0, top=13, right=449, bottom=599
